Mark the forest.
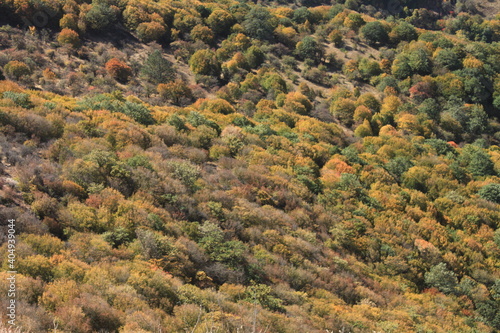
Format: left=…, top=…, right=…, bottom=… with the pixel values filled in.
left=1, top=0, right=500, bottom=332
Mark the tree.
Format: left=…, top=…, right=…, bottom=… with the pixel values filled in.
left=391, top=21, right=418, bottom=43
left=105, top=58, right=132, bottom=83
left=425, top=263, right=458, bottom=294
left=57, top=28, right=80, bottom=48
left=283, top=92, right=313, bottom=115
left=344, top=13, right=365, bottom=31
left=361, top=21, right=389, bottom=46
left=3, top=61, right=31, bottom=80
left=158, top=80, right=193, bottom=106
left=408, top=48, right=431, bottom=75
left=60, top=13, right=79, bottom=31
left=245, top=46, right=265, bottom=69
left=206, top=10, right=235, bottom=35
left=136, top=21, right=167, bottom=43
left=203, top=98, right=235, bottom=114
left=331, top=98, right=356, bottom=126
left=392, top=55, right=412, bottom=79
left=190, top=25, right=214, bottom=44
left=189, top=49, right=220, bottom=76
left=329, top=29, right=343, bottom=47
left=243, top=6, right=274, bottom=41
left=435, top=49, right=462, bottom=70
left=85, top=2, right=117, bottom=30
left=198, top=222, right=246, bottom=268
left=478, top=184, right=500, bottom=203
left=295, top=36, right=324, bottom=62
left=460, top=145, right=495, bottom=177
left=141, top=50, right=175, bottom=84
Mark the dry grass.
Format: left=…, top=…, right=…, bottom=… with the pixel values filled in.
left=0, top=322, right=25, bottom=333
left=470, top=0, right=500, bottom=18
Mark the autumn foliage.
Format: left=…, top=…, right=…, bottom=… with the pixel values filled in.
left=2, top=0, right=500, bottom=332
left=105, top=58, right=132, bottom=83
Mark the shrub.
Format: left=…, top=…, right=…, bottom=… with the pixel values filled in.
left=85, top=3, right=117, bottom=30
left=121, top=101, right=155, bottom=125
left=189, top=49, right=220, bottom=76
left=330, top=98, right=356, bottom=126
left=391, top=22, right=418, bottom=43
left=158, top=80, right=193, bottom=106
left=295, top=36, right=323, bottom=62
left=283, top=92, right=313, bottom=115
left=3, top=61, right=31, bottom=80
left=243, top=6, right=274, bottom=41
left=424, top=263, right=458, bottom=294
left=136, top=21, right=167, bottom=43
left=203, top=98, right=235, bottom=114
left=191, top=25, right=214, bottom=44
left=361, top=21, right=389, bottom=46
left=105, top=58, right=132, bottom=83
left=206, top=10, right=235, bottom=35
left=57, top=28, right=80, bottom=48
left=60, top=14, right=79, bottom=31
left=2, top=91, right=33, bottom=108
left=478, top=184, right=500, bottom=203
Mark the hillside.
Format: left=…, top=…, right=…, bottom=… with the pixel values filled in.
left=1, top=0, right=500, bottom=332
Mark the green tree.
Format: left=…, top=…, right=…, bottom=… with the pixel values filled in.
left=391, top=21, right=418, bottom=42
left=141, top=50, right=175, bottom=84
left=361, top=21, right=389, bottom=46
left=425, top=263, right=458, bottom=295
left=460, top=145, right=495, bottom=177
left=198, top=222, right=246, bottom=268
left=245, top=46, right=265, bottom=69
left=85, top=1, right=117, bottom=30
left=478, top=184, right=500, bottom=203
left=331, top=98, right=356, bottom=126
left=295, top=36, right=324, bottom=62
left=243, top=6, right=274, bottom=41
left=408, top=48, right=431, bottom=75
left=435, top=48, right=462, bottom=70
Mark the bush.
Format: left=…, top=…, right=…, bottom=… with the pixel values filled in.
left=391, top=22, right=418, bottom=43
left=121, top=101, right=155, bottom=125
left=478, top=184, right=500, bottom=203
left=361, top=21, right=389, bottom=46
left=105, top=58, right=132, bottom=83
left=330, top=98, right=356, bottom=126
left=206, top=10, right=235, bottom=35
left=203, top=98, right=235, bottom=114
left=424, top=263, right=458, bottom=294
left=157, top=80, right=193, bottom=106
left=60, top=14, right=79, bottom=31
left=243, top=6, right=274, bottom=41
left=2, top=91, right=33, bottom=108
left=58, top=28, right=81, bottom=48
left=85, top=3, right=117, bottom=30
left=189, top=50, right=220, bottom=76
left=136, top=21, right=167, bottom=43
left=295, top=36, right=323, bottom=62
left=191, top=25, right=214, bottom=44
left=3, top=61, right=31, bottom=80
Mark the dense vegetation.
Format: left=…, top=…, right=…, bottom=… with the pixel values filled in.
left=2, top=0, right=500, bottom=332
